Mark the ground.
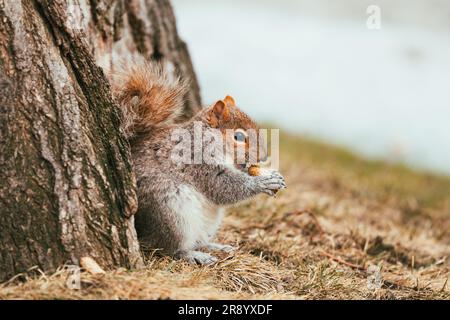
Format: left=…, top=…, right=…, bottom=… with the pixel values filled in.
left=1, top=132, right=449, bottom=299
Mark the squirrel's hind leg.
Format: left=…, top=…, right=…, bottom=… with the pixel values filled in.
left=200, top=207, right=236, bottom=252
left=202, top=242, right=236, bottom=253
left=175, top=250, right=218, bottom=265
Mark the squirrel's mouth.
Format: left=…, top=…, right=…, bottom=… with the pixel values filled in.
left=236, top=162, right=257, bottom=171
left=235, top=159, right=270, bottom=172
left=236, top=163, right=248, bottom=171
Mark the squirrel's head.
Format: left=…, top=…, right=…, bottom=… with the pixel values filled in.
left=199, top=95, right=268, bottom=171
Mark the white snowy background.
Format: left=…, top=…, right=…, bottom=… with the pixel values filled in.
left=172, top=0, right=450, bottom=175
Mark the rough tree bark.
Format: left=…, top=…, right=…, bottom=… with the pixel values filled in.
left=0, top=0, right=201, bottom=282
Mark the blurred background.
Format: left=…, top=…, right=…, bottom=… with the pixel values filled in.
left=172, top=0, right=450, bottom=175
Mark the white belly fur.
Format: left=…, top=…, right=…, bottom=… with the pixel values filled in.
left=167, top=184, right=224, bottom=251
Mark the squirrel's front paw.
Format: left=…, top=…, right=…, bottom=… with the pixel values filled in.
left=255, top=170, right=286, bottom=196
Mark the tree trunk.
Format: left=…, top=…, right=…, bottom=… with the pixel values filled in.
left=0, top=0, right=201, bottom=282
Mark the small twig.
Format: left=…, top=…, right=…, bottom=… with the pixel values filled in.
left=319, top=250, right=365, bottom=271
left=440, top=277, right=448, bottom=292
left=319, top=251, right=429, bottom=293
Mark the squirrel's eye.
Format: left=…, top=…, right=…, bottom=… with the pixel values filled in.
left=234, top=131, right=246, bottom=142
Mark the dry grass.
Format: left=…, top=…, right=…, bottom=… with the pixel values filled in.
left=1, top=132, right=449, bottom=300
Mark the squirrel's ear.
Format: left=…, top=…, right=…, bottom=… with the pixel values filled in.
left=207, top=100, right=230, bottom=127
left=224, top=95, right=236, bottom=107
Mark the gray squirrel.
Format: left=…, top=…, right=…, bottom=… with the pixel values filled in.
left=112, top=59, right=286, bottom=265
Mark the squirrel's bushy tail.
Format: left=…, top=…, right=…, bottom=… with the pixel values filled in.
left=112, top=58, right=189, bottom=139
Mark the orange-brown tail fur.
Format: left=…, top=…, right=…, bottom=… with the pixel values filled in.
left=111, top=59, right=189, bottom=139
